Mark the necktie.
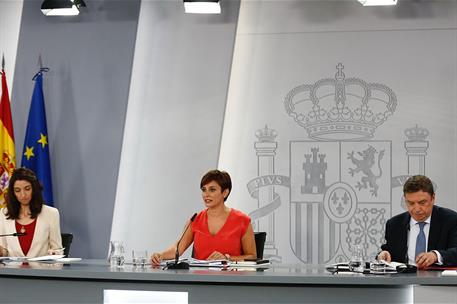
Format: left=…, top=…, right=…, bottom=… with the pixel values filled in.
left=415, top=222, right=426, bottom=258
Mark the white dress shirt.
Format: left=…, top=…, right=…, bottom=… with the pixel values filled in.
left=407, top=216, right=442, bottom=265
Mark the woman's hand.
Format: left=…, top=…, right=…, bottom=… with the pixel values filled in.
left=48, top=248, right=64, bottom=255
left=151, top=252, right=163, bottom=265
left=0, top=246, right=8, bottom=257
left=207, top=251, right=227, bottom=260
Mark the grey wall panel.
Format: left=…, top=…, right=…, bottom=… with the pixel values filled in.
left=12, top=0, right=140, bottom=258
left=110, top=0, right=241, bottom=255
left=0, top=0, right=23, bottom=91
left=238, top=0, right=457, bottom=34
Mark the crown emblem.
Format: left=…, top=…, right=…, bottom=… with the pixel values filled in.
left=284, top=63, right=397, bottom=140
left=255, top=125, right=277, bottom=142
left=404, top=125, right=429, bottom=141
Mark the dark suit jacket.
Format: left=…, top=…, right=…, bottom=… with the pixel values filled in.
left=381, top=205, right=457, bottom=265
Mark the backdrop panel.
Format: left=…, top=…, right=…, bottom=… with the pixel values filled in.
left=219, top=0, right=457, bottom=264
left=12, top=0, right=141, bottom=258
left=110, top=0, right=241, bottom=256
left=0, top=0, right=23, bottom=92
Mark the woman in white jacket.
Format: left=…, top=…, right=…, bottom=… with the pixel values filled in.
left=0, top=168, right=62, bottom=257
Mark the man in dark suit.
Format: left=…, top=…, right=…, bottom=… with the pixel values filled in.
left=378, top=175, right=457, bottom=269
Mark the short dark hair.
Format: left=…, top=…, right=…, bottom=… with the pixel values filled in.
left=403, top=175, right=434, bottom=197
left=5, top=168, right=44, bottom=219
left=200, top=169, right=232, bottom=201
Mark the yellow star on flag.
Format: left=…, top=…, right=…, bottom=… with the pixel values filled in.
left=37, top=133, right=48, bottom=148
left=24, top=146, right=35, bottom=160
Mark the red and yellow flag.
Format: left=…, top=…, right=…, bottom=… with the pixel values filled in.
left=0, top=68, right=16, bottom=207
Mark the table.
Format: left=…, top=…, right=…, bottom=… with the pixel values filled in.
left=0, top=260, right=455, bottom=303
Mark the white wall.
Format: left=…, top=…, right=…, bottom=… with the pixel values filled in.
left=0, top=0, right=23, bottom=95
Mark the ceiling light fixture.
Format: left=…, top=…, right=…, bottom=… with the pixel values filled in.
left=358, top=0, right=397, bottom=6
left=41, top=0, right=86, bottom=16
left=183, top=0, right=221, bottom=14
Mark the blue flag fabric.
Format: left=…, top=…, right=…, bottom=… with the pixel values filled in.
left=21, top=69, right=53, bottom=206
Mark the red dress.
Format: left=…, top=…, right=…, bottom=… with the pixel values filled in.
left=15, top=220, right=37, bottom=256
left=191, top=208, right=250, bottom=260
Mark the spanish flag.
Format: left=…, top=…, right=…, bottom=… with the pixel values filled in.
left=0, top=67, right=16, bottom=207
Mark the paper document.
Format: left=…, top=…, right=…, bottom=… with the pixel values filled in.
left=188, top=259, right=270, bottom=268
left=189, top=258, right=228, bottom=267
left=379, top=260, right=405, bottom=270
left=0, top=256, right=27, bottom=262
left=27, top=254, right=65, bottom=261
left=442, top=270, right=457, bottom=276
left=55, top=258, right=82, bottom=263
left=230, top=260, right=270, bottom=267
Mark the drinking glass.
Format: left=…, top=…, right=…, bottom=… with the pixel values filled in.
left=349, top=244, right=364, bottom=273
left=132, top=250, right=148, bottom=267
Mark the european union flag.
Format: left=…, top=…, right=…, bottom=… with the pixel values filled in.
left=21, top=69, right=53, bottom=206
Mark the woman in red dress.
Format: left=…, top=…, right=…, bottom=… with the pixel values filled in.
left=152, top=169, right=256, bottom=264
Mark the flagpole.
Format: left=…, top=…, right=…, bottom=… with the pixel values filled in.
left=38, top=54, right=43, bottom=70
left=34, top=55, right=49, bottom=79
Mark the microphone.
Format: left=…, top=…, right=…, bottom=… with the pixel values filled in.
left=0, top=232, right=27, bottom=237
left=166, top=213, right=197, bottom=270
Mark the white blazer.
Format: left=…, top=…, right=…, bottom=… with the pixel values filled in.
left=0, top=205, right=62, bottom=257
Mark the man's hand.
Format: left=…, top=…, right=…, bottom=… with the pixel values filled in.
left=415, top=251, right=437, bottom=269
left=377, top=250, right=392, bottom=262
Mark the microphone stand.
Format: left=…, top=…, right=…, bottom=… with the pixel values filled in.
left=0, top=232, right=26, bottom=237
left=166, top=213, right=197, bottom=270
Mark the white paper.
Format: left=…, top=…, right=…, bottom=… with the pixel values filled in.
left=55, top=258, right=82, bottom=263
left=442, top=270, right=457, bottom=276
left=189, top=258, right=227, bottom=267
left=0, top=256, right=27, bottom=261
left=229, top=261, right=270, bottom=267
left=27, top=254, right=65, bottom=261
left=379, top=260, right=405, bottom=270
